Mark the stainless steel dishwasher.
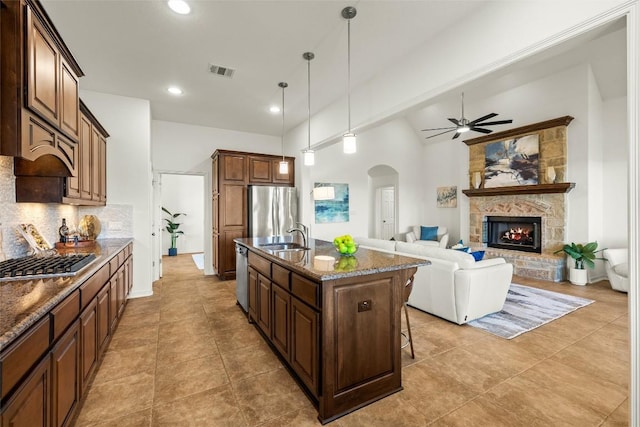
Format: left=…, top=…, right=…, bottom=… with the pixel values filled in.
left=235, top=243, right=248, bottom=313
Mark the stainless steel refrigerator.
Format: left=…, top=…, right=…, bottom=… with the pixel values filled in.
left=247, top=185, right=298, bottom=238
left=236, top=185, right=298, bottom=313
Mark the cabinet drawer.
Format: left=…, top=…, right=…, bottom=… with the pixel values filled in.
left=80, top=263, right=110, bottom=309
left=291, top=274, right=319, bottom=308
left=248, top=251, right=271, bottom=278
left=0, top=316, right=50, bottom=400
left=50, top=290, right=80, bottom=342
left=109, top=255, right=119, bottom=277
left=272, top=263, right=290, bottom=290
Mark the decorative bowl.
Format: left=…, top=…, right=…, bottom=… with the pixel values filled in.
left=334, top=243, right=359, bottom=257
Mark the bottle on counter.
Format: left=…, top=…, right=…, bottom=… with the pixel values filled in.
left=59, top=218, right=69, bottom=243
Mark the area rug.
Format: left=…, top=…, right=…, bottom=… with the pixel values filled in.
left=467, top=284, right=595, bottom=339
left=191, top=253, right=204, bottom=270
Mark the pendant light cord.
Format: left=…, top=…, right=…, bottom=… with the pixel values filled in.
left=281, top=84, right=286, bottom=161
left=347, top=17, right=352, bottom=133
left=307, top=56, right=311, bottom=150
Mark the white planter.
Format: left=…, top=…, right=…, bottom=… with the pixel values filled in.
left=569, top=268, right=588, bottom=286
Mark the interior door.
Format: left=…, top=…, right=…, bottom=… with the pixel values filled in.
left=380, top=186, right=395, bottom=240
left=152, top=173, right=162, bottom=280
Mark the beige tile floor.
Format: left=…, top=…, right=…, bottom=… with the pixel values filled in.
left=71, top=254, right=630, bottom=426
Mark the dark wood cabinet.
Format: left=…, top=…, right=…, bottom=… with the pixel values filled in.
left=211, top=150, right=294, bottom=280
left=246, top=250, right=319, bottom=397
left=290, top=297, right=318, bottom=395
left=79, top=299, right=98, bottom=394
left=248, top=266, right=258, bottom=322
left=51, top=321, right=80, bottom=427
left=271, top=283, right=290, bottom=359
left=256, top=273, right=271, bottom=336
left=1, top=0, right=111, bottom=206
left=1, top=0, right=83, bottom=174
left=0, top=355, right=50, bottom=427
left=63, top=102, right=108, bottom=206
left=0, top=245, right=132, bottom=427
left=96, top=285, right=110, bottom=356
left=25, top=6, right=80, bottom=143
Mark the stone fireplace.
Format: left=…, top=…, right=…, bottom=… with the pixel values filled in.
left=463, top=117, right=574, bottom=282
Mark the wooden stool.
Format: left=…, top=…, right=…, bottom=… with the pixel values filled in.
left=401, top=276, right=415, bottom=359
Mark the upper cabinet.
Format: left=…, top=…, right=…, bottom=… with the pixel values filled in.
left=1, top=0, right=84, bottom=175
left=1, top=0, right=109, bottom=205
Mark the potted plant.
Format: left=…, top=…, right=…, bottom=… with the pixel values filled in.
left=162, top=207, right=186, bottom=256
left=554, top=241, right=606, bottom=285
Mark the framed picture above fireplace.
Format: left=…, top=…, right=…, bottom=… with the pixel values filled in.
left=484, top=134, right=539, bottom=188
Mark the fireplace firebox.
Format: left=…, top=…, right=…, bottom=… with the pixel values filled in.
left=485, top=216, right=542, bottom=253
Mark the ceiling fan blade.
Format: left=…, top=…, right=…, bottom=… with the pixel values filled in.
left=452, top=132, right=461, bottom=139
left=474, top=119, right=513, bottom=126
left=469, top=113, right=497, bottom=125
left=424, top=129, right=456, bottom=139
left=421, top=126, right=457, bottom=132
left=447, top=118, right=461, bottom=126
left=470, top=128, right=493, bottom=134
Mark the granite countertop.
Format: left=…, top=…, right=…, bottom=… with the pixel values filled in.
left=0, top=238, right=133, bottom=350
left=235, top=237, right=429, bottom=282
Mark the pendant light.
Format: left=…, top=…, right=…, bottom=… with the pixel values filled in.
left=342, top=6, right=357, bottom=154
left=278, top=82, right=289, bottom=174
left=303, top=52, right=315, bottom=166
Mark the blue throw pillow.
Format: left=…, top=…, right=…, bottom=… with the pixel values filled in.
left=420, top=226, right=438, bottom=241
left=471, top=250, right=485, bottom=261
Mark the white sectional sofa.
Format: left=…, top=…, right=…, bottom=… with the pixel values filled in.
left=356, top=237, right=514, bottom=325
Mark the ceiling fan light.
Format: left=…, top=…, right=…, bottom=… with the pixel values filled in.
left=303, top=149, right=315, bottom=166
left=343, top=133, right=357, bottom=154
left=167, top=0, right=190, bottom=15
left=279, top=160, right=289, bottom=174
left=458, top=125, right=470, bottom=133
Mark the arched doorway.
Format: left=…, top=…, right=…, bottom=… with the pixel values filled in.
left=367, top=165, right=399, bottom=239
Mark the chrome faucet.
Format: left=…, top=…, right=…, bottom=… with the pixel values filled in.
left=286, top=222, right=308, bottom=248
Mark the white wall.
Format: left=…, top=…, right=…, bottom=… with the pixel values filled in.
left=151, top=120, right=281, bottom=275
left=161, top=174, right=204, bottom=254
left=81, top=90, right=153, bottom=298
left=602, top=96, right=629, bottom=248
left=308, top=118, right=424, bottom=242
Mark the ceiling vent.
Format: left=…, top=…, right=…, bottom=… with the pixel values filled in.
left=208, top=63, right=235, bottom=78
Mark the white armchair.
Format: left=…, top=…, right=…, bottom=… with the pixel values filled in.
left=603, top=248, right=629, bottom=293
left=398, top=226, right=449, bottom=248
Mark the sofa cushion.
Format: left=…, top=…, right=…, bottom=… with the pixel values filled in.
left=419, top=226, right=439, bottom=241
left=412, top=226, right=448, bottom=241
left=395, top=242, right=477, bottom=268
left=405, top=231, right=417, bottom=243
left=355, top=237, right=397, bottom=252
left=613, top=262, right=629, bottom=278
left=414, top=240, right=440, bottom=247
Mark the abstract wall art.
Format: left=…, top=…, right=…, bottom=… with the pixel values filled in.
left=436, top=186, right=457, bottom=208
left=484, top=134, right=539, bottom=187
left=314, top=183, right=349, bottom=223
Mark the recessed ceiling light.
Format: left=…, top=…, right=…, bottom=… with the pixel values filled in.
left=167, top=0, right=190, bottom=15
left=270, top=106, right=280, bottom=113
left=167, top=86, right=183, bottom=95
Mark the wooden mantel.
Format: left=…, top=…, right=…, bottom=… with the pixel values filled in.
left=462, top=182, right=575, bottom=197
left=463, top=116, right=574, bottom=146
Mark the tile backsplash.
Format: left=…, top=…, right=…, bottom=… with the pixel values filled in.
left=0, top=156, right=133, bottom=260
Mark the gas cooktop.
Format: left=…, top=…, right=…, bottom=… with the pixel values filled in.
left=0, top=254, right=97, bottom=281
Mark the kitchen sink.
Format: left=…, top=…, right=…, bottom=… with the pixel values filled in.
left=259, top=242, right=309, bottom=251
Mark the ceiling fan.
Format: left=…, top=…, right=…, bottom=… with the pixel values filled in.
left=421, top=93, right=513, bottom=140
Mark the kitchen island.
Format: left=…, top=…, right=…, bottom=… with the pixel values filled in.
left=234, top=237, right=429, bottom=424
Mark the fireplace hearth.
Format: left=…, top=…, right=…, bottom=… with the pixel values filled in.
left=486, top=216, right=542, bottom=253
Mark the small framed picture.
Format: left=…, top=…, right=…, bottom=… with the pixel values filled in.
left=437, top=186, right=457, bottom=208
